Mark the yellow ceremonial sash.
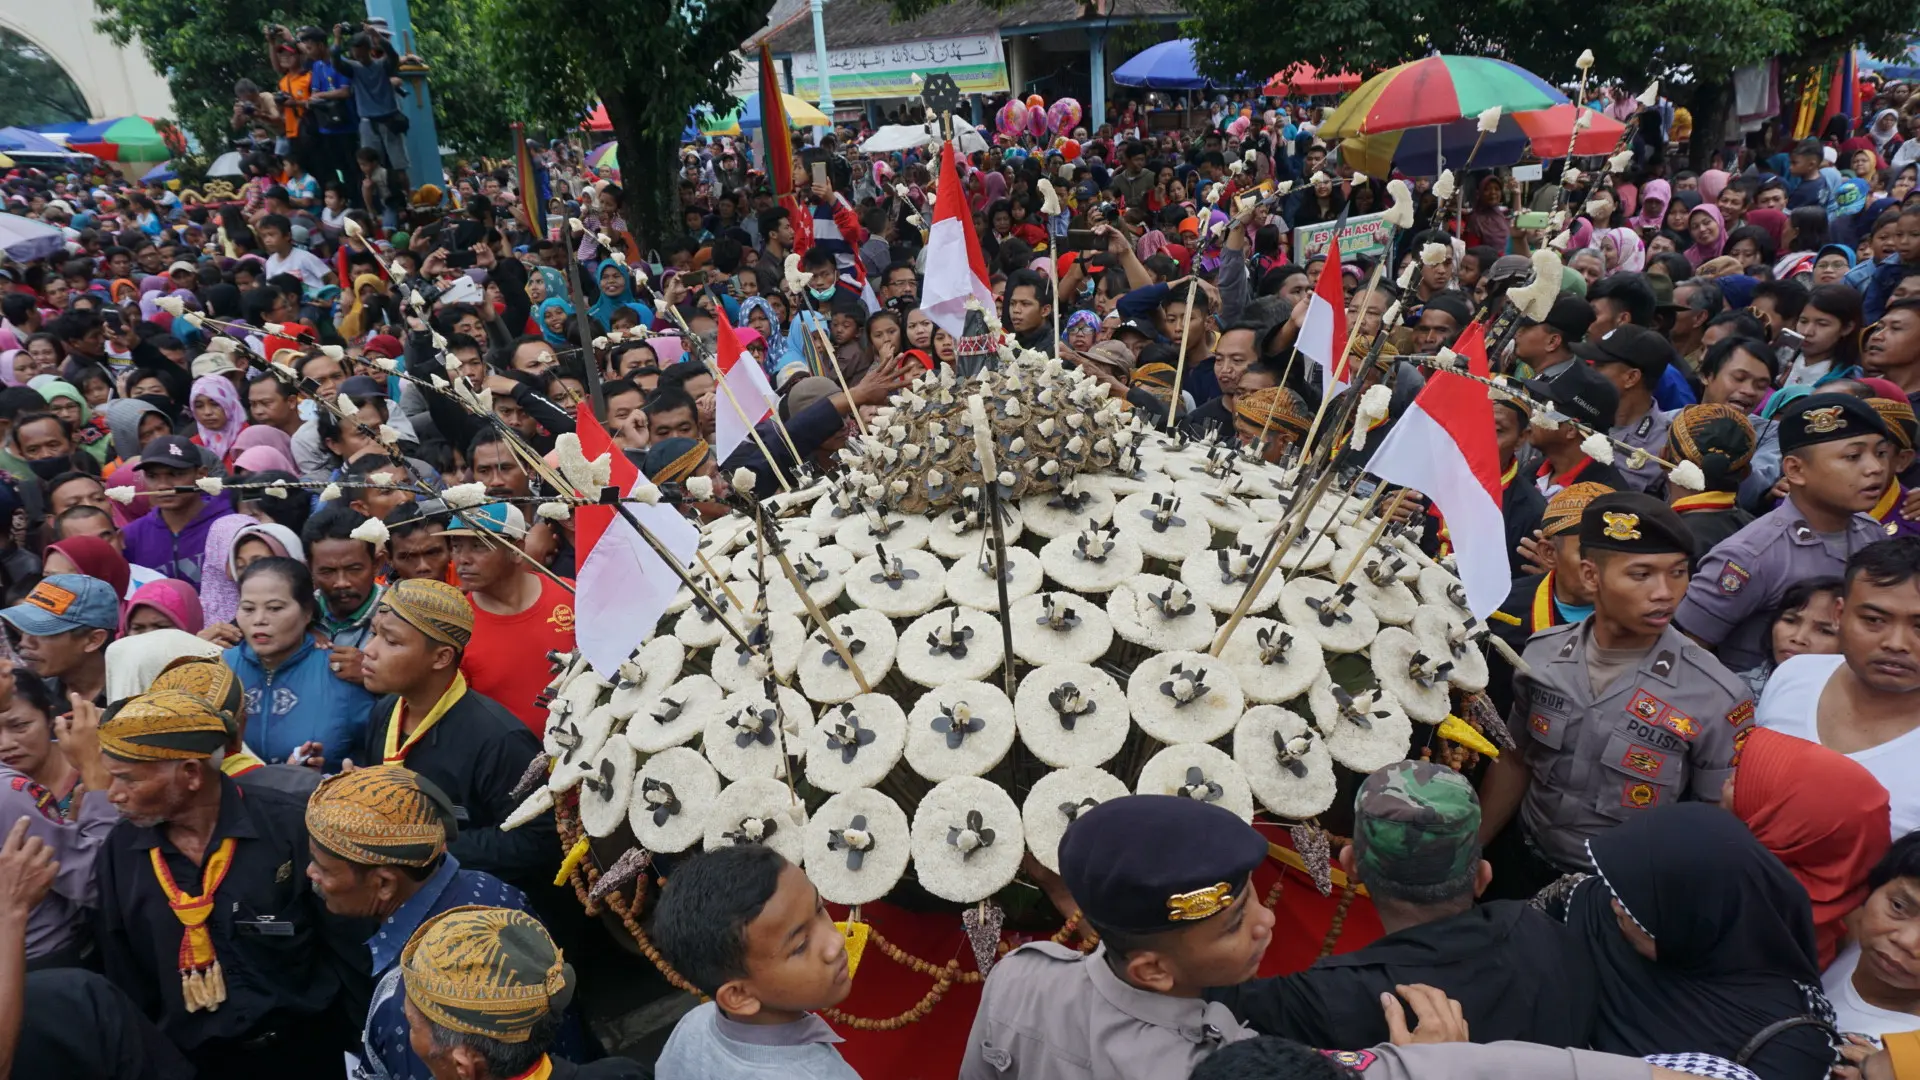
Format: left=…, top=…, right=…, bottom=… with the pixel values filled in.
left=383, top=673, right=468, bottom=764
left=1870, top=482, right=1902, bottom=523
left=504, top=1056, right=554, bottom=1080
left=1672, top=491, right=1738, bottom=514
left=150, top=837, right=238, bottom=1013
left=219, top=750, right=265, bottom=778
left=1530, top=572, right=1560, bottom=633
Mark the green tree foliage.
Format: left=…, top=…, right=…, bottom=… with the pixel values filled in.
left=0, top=30, right=91, bottom=128
left=477, top=0, right=776, bottom=249
left=92, top=0, right=516, bottom=158
left=1180, top=0, right=1918, bottom=161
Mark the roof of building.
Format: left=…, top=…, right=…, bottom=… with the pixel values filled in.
left=763, top=0, right=1182, bottom=54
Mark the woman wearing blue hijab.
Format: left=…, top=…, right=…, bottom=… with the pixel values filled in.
left=588, top=261, right=656, bottom=330
left=536, top=296, right=575, bottom=347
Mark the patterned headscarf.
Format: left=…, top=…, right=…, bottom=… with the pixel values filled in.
left=1232, top=387, right=1311, bottom=440
left=306, top=765, right=458, bottom=867
left=1664, top=403, right=1759, bottom=491
left=149, top=659, right=245, bottom=739
left=378, top=578, right=474, bottom=649
left=99, top=690, right=230, bottom=762
left=1868, top=396, right=1918, bottom=451
left=643, top=437, right=712, bottom=486
left=1541, top=480, right=1618, bottom=537
left=402, top=905, right=576, bottom=1043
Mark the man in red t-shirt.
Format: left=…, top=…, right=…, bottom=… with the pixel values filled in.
left=440, top=502, right=574, bottom=733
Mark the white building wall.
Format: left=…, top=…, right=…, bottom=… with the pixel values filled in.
left=0, top=0, right=173, bottom=120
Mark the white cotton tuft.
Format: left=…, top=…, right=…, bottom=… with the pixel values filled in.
left=1637, top=80, right=1660, bottom=107
left=1573, top=111, right=1594, bottom=132
left=1358, top=384, right=1393, bottom=425
left=1227, top=160, right=1245, bottom=176
left=1273, top=181, right=1294, bottom=196
left=537, top=501, right=572, bottom=521
left=593, top=336, right=609, bottom=350
left=1396, top=262, right=1418, bottom=290
left=732, top=467, right=756, bottom=492
left=431, top=332, right=448, bottom=350
left=1548, top=229, right=1574, bottom=252
left=1563, top=168, right=1583, bottom=188
left=1420, top=242, right=1450, bottom=267
left=783, top=253, right=809, bottom=293
left=320, top=345, right=345, bottom=361
left=195, top=477, right=223, bottom=495
left=630, top=481, right=661, bottom=504
left=1580, top=433, right=1616, bottom=465
left=370, top=471, right=395, bottom=486
left=685, top=476, right=714, bottom=500
left=568, top=217, right=585, bottom=232
left=106, top=485, right=136, bottom=505
left=1668, top=460, right=1707, bottom=492
left=1433, top=172, right=1456, bottom=202
left=1607, top=149, right=1634, bottom=174
left=183, top=312, right=206, bottom=328
left=1382, top=179, right=1415, bottom=229
left=266, top=483, right=289, bottom=499
left=1476, top=106, right=1502, bottom=133
left=263, top=322, right=287, bottom=336
left=319, top=483, right=343, bottom=502
left=156, top=296, right=185, bottom=317
left=377, top=424, right=403, bottom=446
left=1576, top=49, right=1595, bottom=71
left=369, top=353, right=399, bottom=372
left=1508, top=249, right=1566, bottom=321
left=350, top=518, right=390, bottom=547
left=610, top=251, right=628, bottom=265
left=1037, top=178, right=1061, bottom=216
left=343, top=217, right=365, bottom=238
left=443, top=482, right=487, bottom=509
left=1244, top=148, right=1258, bottom=163
left=894, top=184, right=911, bottom=200
left=1434, top=346, right=1460, bottom=370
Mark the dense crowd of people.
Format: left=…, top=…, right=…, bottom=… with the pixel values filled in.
left=3, top=38, right=1920, bottom=1080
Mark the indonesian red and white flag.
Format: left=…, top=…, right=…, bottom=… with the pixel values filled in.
left=920, top=139, right=995, bottom=344
left=573, top=402, right=699, bottom=678
left=1297, top=233, right=1352, bottom=394
left=1363, top=323, right=1506, bottom=620
left=713, top=310, right=778, bottom=467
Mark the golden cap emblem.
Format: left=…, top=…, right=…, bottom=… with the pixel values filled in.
left=1601, top=511, right=1642, bottom=541
left=1802, top=405, right=1846, bottom=435
left=1166, top=882, right=1233, bottom=922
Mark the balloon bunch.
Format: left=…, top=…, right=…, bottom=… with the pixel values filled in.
left=994, top=94, right=1085, bottom=139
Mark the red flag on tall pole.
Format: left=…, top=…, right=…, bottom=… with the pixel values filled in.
left=759, top=44, right=811, bottom=253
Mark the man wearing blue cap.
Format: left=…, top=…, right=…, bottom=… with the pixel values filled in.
left=960, top=794, right=1271, bottom=1080
left=439, top=502, right=574, bottom=734
left=0, top=574, right=118, bottom=707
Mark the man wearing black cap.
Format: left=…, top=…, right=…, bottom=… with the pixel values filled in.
left=960, top=795, right=1270, bottom=1080
left=1479, top=492, right=1755, bottom=899
left=1678, top=393, right=1894, bottom=671
left=1513, top=296, right=1594, bottom=383
left=1578, top=325, right=1677, bottom=492
left=120, top=436, right=237, bottom=586
left=1523, top=364, right=1629, bottom=497
left=1409, top=292, right=1472, bottom=356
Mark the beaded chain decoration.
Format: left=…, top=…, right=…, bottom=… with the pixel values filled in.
left=554, top=794, right=1099, bottom=1030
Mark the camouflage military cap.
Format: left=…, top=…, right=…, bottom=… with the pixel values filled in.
left=1351, top=761, right=1481, bottom=887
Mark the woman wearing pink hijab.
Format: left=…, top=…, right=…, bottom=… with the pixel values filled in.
left=1601, top=228, right=1647, bottom=273
left=1630, top=178, right=1671, bottom=234
left=188, top=373, right=247, bottom=468
left=1685, top=204, right=1728, bottom=267
left=1698, top=169, right=1731, bottom=202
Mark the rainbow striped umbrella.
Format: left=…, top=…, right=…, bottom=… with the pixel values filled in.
left=61, top=116, right=183, bottom=163
left=1320, top=56, right=1566, bottom=139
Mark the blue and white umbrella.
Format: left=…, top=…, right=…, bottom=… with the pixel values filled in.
left=0, top=215, right=67, bottom=263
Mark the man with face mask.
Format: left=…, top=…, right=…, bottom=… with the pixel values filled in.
left=10, top=411, right=96, bottom=540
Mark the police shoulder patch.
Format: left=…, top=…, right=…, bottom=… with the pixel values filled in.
left=1621, top=781, right=1661, bottom=809
left=1717, top=562, right=1750, bottom=595
left=1726, top=700, right=1755, bottom=728
left=1321, top=1049, right=1378, bottom=1070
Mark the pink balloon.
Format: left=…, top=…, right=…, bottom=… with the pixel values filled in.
left=996, top=100, right=1028, bottom=134
left=1027, top=107, right=1048, bottom=137
left=1047, top=97, right=1083, bottom=134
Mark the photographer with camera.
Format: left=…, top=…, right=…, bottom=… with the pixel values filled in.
left=297, top=26, right=357, bottom=199
left=332, top=22, right=418, bottom=209
left=228, top=78, right=281, bottom=153
left=260, top=25, right=309, bottom=162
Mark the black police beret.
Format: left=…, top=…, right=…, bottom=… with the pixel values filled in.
left=1778, top=393, right=1894, bottom=454
left=1059, top=795, right=1268, bottom=935
left=1579, top=490, right=1695, bottom=558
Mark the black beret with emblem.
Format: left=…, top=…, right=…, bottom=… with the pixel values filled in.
left=1058, top=794, right=1267, bottom=935
left=1579, top=491, right=1695, bottom=559
left=1778, top=392, right=1893, bottom=454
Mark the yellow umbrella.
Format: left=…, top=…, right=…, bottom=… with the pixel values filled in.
left=780, top=93, right=830, bottom=127
left=0, top=152, right=13, bottom=168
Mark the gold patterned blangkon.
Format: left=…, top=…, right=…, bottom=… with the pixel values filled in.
left=1600, top=512, right=1642, bottom=542
left=1166, top=882, right=1233, bottom=922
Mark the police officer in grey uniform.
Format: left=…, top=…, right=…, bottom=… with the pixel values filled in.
left=1195, top=1032, right=1716, bottom=1080
left=1578, top=325, right=1674, bottom=493
left=1677, top=393, right=1892, bottom=671
left=1479, top=491, right=1756, bottom=900
left=959, top=795, right=1270, bottom=1080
